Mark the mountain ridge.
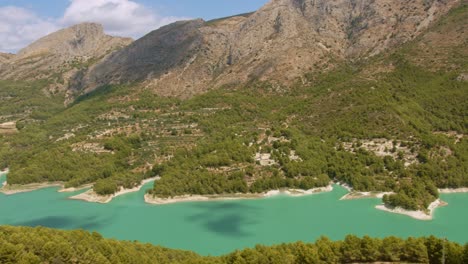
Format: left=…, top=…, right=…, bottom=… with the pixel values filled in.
left=72, top=0, right=461, bottom=99
left=0, top=0, right=463, bottom=101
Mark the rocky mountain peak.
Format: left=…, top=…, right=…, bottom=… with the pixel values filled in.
left=17, top=22, right=130, bottom=59
left=0, top=22, right=133, bottom=88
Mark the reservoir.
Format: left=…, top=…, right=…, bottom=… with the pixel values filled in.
left=0, top=173, right=467, bottom=256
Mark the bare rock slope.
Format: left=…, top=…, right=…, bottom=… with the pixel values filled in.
left=0, top=23, right=132, bottom=95
left=0, top=53, right=15, bottom=64
left=75, top=0, right=461, bottom=98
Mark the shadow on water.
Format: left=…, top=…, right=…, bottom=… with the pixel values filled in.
left=186, top=201, right=259, bottom=237
left=13, top=215, right=111, bottom=230
left=190, top=201, right=259, bottom=211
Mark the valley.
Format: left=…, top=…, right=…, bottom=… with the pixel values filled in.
left=0, top=0, right=466, bottom=262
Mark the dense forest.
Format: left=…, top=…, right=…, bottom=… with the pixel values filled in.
left=146, top=58, right=467, bottom=210
left=0, top=4, right=467, bottom=211
left=0, top=226, right=467, bottom=264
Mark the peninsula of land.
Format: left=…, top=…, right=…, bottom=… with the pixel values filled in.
left=375, top=199, right=448, bottom=221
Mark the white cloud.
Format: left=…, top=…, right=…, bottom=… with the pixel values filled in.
left=0, top=6, right=58, bottom=53
left=61, top=0, right=186, bottom=38
left=0, top=0, right=187, bottom=53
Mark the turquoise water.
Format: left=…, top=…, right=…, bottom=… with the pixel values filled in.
left=0, top=173, right=467, bottom=256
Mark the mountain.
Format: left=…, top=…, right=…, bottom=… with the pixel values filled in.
left=0, top=23, right=132, bottom=98
left=73, top=0, right=460, bottom=98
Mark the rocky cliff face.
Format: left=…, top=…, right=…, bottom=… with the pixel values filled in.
left=217, top=0, right=460, bottom=85
left=74, top=0, right=460, bottom=98
left=0, top=23, right=132, bottom=96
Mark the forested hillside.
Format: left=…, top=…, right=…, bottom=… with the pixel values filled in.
left=1, top=226, right=467, bottom=263
left=1, top=57, right=466, bottom=210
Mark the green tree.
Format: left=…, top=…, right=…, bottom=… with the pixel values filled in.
left=425, top=236, right=444, bottom=264
left=381, top=236, right=404, bottom=262
left=341, top=235, right=363, bottom=262
left=361, top=235, right=381, bottom=262
left=402, top=237, right=429, bottom=263
left=315, top=236, right=340, bottom=263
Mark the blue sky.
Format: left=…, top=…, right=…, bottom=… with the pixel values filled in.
left=1, top=0, right=268, bottom=21
left=0, top=0, right=269, bottom=53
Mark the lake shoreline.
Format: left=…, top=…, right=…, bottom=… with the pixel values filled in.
left=142, top=184, right=463, bottom=221
left=375, top=199, right=448, bottom=221
left=3, top=172, right=468, bottom=215
left=336, top=183, right=468, bottom=220
left=340, top=191, right=394, bottom=200
left=59, top=184, right=94, bottom=193
left=0, top=180, right=93, bottom=195
left=0, top=176, right=158, bottom=198
left=144, top=185, right=334, bottom=205
left=438, top=188, right=468, bottom=194
left=341, top=187, right=468, bottom=200
left=335, top=182, right=394, bottom=200
left=1, top=181, right=65, bottom=195
left=69, top=177, right=160, bottom=204
left=0, top=169, right=8, bottom=187
left=1, top=169, right=82, bottom=195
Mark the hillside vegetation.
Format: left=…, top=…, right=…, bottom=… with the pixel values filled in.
left=1, top=226, right=467, bottom=263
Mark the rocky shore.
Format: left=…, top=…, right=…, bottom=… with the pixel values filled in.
left=438, top=188, right=468, bottom=194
